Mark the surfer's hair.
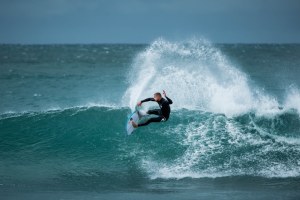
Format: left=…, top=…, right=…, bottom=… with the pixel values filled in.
left=154, top=92, right=161, bottom=97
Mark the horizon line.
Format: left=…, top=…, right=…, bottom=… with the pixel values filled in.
left=0, top=42, right=300, bottom=45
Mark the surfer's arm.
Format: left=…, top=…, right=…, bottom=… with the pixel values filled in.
left=141, top=98, right=155, bottom=103
left=137, top=98, right=155, bottom=106
left=162, top=90, right=172, bottom=104
left=166, top=96, right=173, bottom=104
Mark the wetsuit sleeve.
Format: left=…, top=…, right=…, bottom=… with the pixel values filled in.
left=166, top=96, right=173, bottom=104
left=141, top=98, right=155, bottom=103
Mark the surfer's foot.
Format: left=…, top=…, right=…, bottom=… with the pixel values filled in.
left=131, top=120, right=138, bottom=128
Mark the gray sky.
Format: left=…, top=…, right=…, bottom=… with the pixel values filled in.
left=0, top=0, right=299, bottom=44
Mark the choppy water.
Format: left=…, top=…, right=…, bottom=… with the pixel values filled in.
left=1, top=39, right=300, bottom=199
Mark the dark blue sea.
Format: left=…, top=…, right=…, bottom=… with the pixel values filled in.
left=1, top=39, right=300, bottom=199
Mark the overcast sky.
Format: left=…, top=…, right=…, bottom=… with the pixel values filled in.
left=0, top=0, right=299, bottom=44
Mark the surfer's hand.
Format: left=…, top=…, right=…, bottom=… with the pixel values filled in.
left=137, top=101, right=142, bottom=106
left=163, top=90, right=166, bottom=97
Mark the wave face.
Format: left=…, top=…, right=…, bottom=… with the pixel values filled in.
left=1, top=41, right=300, bottom=196
left=0, top=106, right=300, bottom=183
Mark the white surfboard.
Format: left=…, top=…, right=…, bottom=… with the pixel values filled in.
left=126, top=109, right=148, bottom=135
left=126, top=111, right=139, bottom=135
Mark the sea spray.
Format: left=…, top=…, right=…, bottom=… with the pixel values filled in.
left=123, top=39, right=279, bottom=116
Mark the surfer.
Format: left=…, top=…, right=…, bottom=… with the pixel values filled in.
left=131, top=90, right=173, bottom=128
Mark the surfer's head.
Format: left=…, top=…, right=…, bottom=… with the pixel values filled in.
left=154, top=92, right=162, bottom=101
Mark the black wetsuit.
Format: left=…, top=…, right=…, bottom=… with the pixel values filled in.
left=138, top=96, right=173, bottom=127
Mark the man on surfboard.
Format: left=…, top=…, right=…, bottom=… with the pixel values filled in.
left=131, top=90, right=173, bottom=128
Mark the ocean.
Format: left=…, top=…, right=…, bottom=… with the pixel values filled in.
left=1, top=39, right=300, bottom=199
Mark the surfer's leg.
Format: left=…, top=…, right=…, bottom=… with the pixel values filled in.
left=147, top=109, right=161, bottom=115
left=138, top=116, right=163, bottom=127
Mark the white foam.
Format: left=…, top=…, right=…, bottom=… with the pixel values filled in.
left=123, top=38, right=282, bottom=117
left=283, top=86, right=300, bottom=114
left=140, top=110, right=300, bottom=180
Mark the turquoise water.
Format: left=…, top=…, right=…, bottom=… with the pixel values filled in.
left=1, top=39, right=300, bottom=199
